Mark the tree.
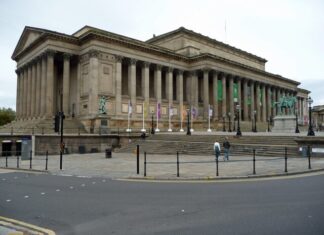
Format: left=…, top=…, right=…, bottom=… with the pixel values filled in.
left=0, top=108, right=16, bottom=126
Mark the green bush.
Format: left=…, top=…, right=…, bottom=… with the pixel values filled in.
left=0, top=108, right=16, bottom=126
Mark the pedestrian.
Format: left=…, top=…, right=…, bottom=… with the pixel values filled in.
left=223, top=137, right=230, bottom=161
left=214, top=140, right=221, bottom=160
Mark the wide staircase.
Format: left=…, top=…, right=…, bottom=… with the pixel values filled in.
left=116, top=134, right=301, bottom=158
left=0, top=118, right=87, bottom=135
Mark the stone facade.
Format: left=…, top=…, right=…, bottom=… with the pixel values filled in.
left=12, top=26, right=310, bottom=132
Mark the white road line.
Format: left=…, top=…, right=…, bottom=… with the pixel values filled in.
left=102, top=179, right=106, bottom=182
left=41, top=192, right=46, bottom=195
left=77, top=176, right=91, bottom=178
left=56, top=189, right=60, bottom=192
left=24, top=195, right=29, bottom=199
left=81, top=184, right=86, bottom=187
left=92, top=182, right=96, bottom=184
left=69, top=186, right=74, bottom=189
left=6, top=199, right=11, bottom=202
left=2, top=178, right=6, bottom=181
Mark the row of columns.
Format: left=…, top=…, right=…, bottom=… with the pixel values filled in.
left=114, top=56, right=303, bottom=122
left=15, top=50, right=72, bottom=120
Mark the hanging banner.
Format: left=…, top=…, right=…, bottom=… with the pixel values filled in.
left=217, top=80, right=223, bottom=101
left=233, top=83, right=238, bottom=102
left=259, top=87, right=262, bottom=105
left=157, top=103, right=161, bottom=119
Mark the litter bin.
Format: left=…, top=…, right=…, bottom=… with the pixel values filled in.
left=105, top=148, right=112, bottom=158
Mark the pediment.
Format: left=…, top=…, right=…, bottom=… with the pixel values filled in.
left=12, top=27, right=45, bottom=60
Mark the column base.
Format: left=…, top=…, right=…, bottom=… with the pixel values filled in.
left=155, top=128, right=160, bottom=132
left=168, top=128, right=172, bottom=132
left=126, top=129, right=132, bottom=132
left=207, top=129, right=212, bottom=132
left=141, top=129, right=146, bottom=132
left=180, top=129, right=184, bottom=132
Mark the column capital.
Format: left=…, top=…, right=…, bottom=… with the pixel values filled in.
left=88, top=49, right=100, bottom=58
left=155, top=64, right=162, bottom=71
left=115, top=55, right=123, bottom=62
left=202, top=67, right=210, bottom=73
left=129, top=58, right=137, bottom=65
left=63, top=53, right=73, bottom=60
left=45, top=49, right=56, bottom=57
left=167, top=67, right=173, bottom=73
left=189, top=70, right=197, bottom=77
left=143, top=61, right=150, bottom=68
left=212, top=70, right=219, bottom=76
left=177, top=69, right=184, bottom=76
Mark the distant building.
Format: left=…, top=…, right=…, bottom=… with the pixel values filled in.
left=313, top=105, right=324, bottom=131
left=11, top=26, right=309, bottom=132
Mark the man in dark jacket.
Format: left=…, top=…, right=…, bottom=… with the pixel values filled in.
left=223, top=137, right=230, bottom=161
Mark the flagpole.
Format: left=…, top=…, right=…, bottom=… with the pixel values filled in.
left=141, top=103, right=146, bottom=132
left=126, top=101, right=131, bottom=132
left=168, top=105, right=172, bottom=132
left=180, top=105, right=184, bottom=132
left=207, top=104, right=212, bottom=132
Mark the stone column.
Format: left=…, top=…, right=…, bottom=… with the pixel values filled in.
left=40, top=54, right=47, bottom=117
left=35, top=58, right=41, bottom=118
left=212, top=71, right=218, bottom=119
left=154, top=65, right=162, bottom=103
left=256, top=82, right=261, bottom=121
left=243, top=79, right=249, bottom=121
left=23, top=67, right=28, bottom=119
left=46, top=50, right=55, bottom=117
left=15, top=70, right=21, bottom=119
left=142, top=62, right=150, bottom=117
left=63, top=53, right=71, bottom=116
left=203, top=68, right=209, bottom=118
left=27, top=64, right=32, bottom=118
left=166, top=67, right=173, bottom=106
left=128, top=59, right=137, bottom=109
left=229, top=75, right=234, bottom=122
left=115, top=55, right=123, bottom=115
left=267, top=86, right=271, bottom=119
left=262, top=84, right=266, bottom=122
left=31, top=61, right=37, bottom=118
left=88, top=50, right=99, bottom=116
left=237, top=78, right=242, bottom=120
left=221, top=73, right=226, bottom=117
left=176, top=70, right=183, bottom=116
left=191, top=71, right=198, bottom=110
left=250, top=81, right=255, bottom=120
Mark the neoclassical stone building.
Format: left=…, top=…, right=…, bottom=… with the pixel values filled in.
left=12, top=26, right=309, bottom=132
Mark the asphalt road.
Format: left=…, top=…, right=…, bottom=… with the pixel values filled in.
left=1, top=171, right=324, bottom=235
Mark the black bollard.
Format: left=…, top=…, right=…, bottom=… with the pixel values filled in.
left=17, top=155, right=19, bottom=168
left=29, top=151, right=32, bottom=169
left=144, top=152, right=147, bottom=177
left=253, top=149, right=256, bottom=175
left=137, top=145, right=140, bottom=175
left=6, top=155, right=8, bottom=168
left=308, top=145, right=311, bottom=170
left=177, top=152, right=180, bottom=177
left=284, top=147, right=288, bottom=173
left=45, top=151, right=48, bottom=170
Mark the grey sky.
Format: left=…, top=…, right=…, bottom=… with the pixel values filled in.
left=0, top=0, right=323, bottom=110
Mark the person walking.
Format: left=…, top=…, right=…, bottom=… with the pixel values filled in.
left=214, top=140, right=221, bottom=160
left=223, top=137, right=231, bottom=161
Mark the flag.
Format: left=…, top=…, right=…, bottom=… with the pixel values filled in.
left=128, top=101, right=132, bottom=115
left=169, top=105, right=173, bottom=116
left=191, top=106, right=197, bottom=119
left=217, top=80, right=222, bottom=101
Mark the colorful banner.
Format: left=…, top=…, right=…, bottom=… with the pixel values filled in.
left=233, top=83, right=238, bottom=102
left=217, top=80, right=223, bottom=101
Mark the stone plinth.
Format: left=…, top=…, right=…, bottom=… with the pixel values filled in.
left=272, top=115, right=296, bottom=133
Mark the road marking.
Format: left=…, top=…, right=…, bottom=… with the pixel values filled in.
left=69, top=186, right=74, bottom=189
left=0, top=216, right=56, bottom=235
left=81, top=184, right=85, bottom=187
left=102, top=179, right=106, bottom=182
left=2, top=178, right=6, bottom=181
left=92, top=182, right=96, bottom=184
left=56, top=189, right=60, bottom=192
left=24, top=195, right=29, bottom=199
left=41, top=192, right=46, bottom=195
left=6, top=199, right=11, bottom=202
left=77, top=175, right=91, bottom=178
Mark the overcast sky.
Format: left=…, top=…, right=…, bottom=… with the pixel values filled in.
left=0, top=0, right=323, bottom=110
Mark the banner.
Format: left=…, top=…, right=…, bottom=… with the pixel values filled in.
left=217, top=80, right=223, bottom=101
left=233, top=83, right=238, bottom=102
left=128, top=101, right=132, bottom=115
left=191, top=106, right=198, bottom=119
left=157, top=103, right=161, bottom=119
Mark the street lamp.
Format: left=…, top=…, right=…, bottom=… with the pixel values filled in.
left=186, top=108, right=191, bottom=135
left=151, top=112, right=155, bottom=135
left=253, top=110, right=257, bottom=132
left=267, top=118, right=271, bottom=132
left=236, top=105, right=242, bottom=136
left=228, top=112, right=232, bottom=132
left=307, top=96, right=315, bottom=136
left=295, top=108, right=300, bottom=133
left=222, top=114, right=226, bottom=132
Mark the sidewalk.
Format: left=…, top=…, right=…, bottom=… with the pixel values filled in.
left=2, top=152, right=324, bottom=180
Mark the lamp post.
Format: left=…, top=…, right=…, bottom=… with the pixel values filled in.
left=151, top=112, right=155, bottom=135
left=307, top=96, right=315, bottom=136
left=222, top=114, right=226, bottom=132
left=228, top=112, right=232, bottom=132
left=186, top=108, right=191, bottom=135
left=236, top=105, right=242, bottom=136
left=295, top=108, right=300, bottom=133
left=253, top=110, right=257, bottom=132
left=267, top=118, right=271, bottom=132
